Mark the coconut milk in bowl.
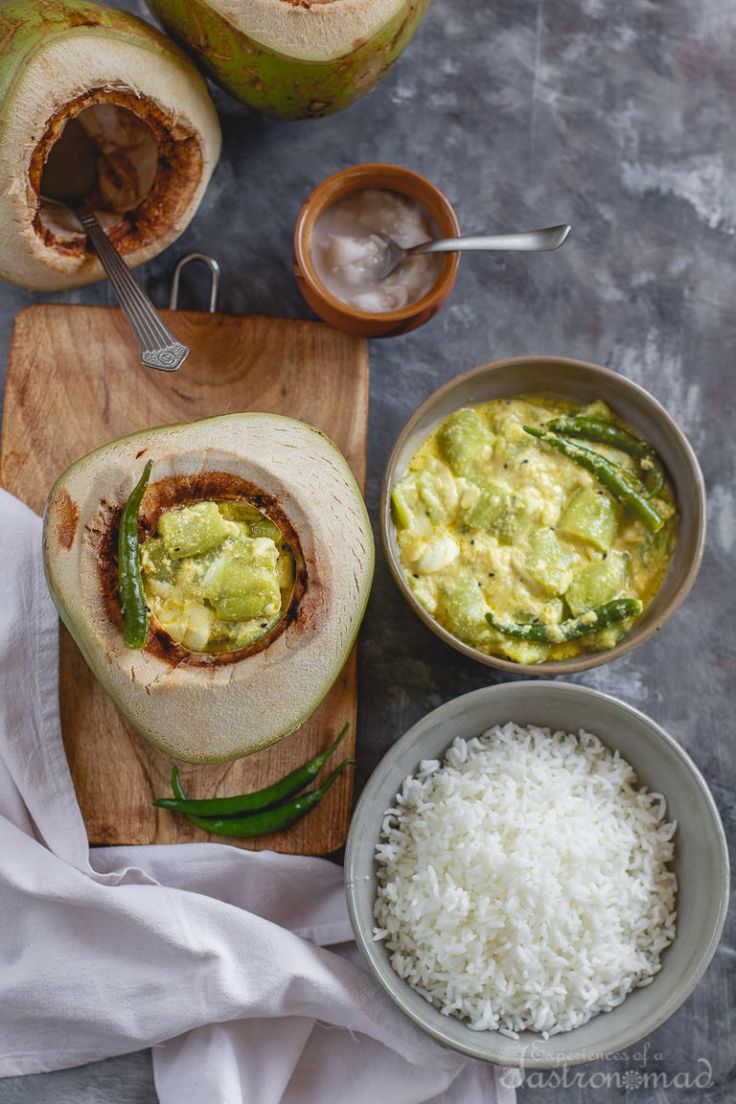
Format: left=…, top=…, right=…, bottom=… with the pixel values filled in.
left=294, top=163, right=461, bottom=338
left=311, top=188, right=442, bottom=314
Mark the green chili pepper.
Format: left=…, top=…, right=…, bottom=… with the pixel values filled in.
left=171, top=767, right=186, bottom=802
left=523, top=427, right=664, bottom=533
left=118, top=460, right=152, bottom=649
left=156, top=723, right=350, bottom=817
left=171, top=759, right=355, bottom=838
left=486, top=597, right=643, bottom=642
left=546, top=415, right=665, bottom=496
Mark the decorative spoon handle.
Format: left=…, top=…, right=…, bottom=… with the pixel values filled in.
left=77, top=208, right=189, bottom=372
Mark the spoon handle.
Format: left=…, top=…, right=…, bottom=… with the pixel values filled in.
left=412, top=224, right=572, bottom=256
left=76, top=209, right=189, bottom=372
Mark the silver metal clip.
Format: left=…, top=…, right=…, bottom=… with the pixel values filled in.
left=169, top=253, right=221, bottom=313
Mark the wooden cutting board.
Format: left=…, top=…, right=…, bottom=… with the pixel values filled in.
left=0, top=304, right=369, bottom=854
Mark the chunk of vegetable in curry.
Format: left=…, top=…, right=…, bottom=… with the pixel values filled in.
left=391, top=396, right=677, bottom=663
left=141, top=500, right=294, bottom=653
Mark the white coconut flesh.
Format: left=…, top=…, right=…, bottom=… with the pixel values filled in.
left=44, top=414, right=374, bottom=764
left=209, top=0, right=409, bottom=62
left=0, top=32, right=220, bottom=290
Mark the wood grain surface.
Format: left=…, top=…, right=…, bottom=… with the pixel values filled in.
left=0, top=304, right=369, bottom=854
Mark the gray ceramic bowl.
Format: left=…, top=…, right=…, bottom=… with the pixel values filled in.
left=345, top=682, right=729, bottom=1068
left=381, top=355, right=706, bottom=675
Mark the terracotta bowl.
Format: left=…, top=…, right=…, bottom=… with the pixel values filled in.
left=381, top=355, right=707, bottom=675
left=293, top=163, right=460, bottom=338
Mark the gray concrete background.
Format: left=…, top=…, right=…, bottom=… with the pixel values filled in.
left=0, top=0, right=733, bottom=1100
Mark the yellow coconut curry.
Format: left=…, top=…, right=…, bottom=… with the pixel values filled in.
left=391, top=396, right=677, bottom=664
left=141, top=501, right=294, bottom=653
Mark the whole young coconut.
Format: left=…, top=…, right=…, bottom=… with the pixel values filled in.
left=44, top=414, right=374, bottom=764
left=146, top=0, right=433, bottom=119
left=0, top=0, right=221, bottom=291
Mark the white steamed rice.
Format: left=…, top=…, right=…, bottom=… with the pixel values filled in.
left=373, top=722, right=677, bottom=1038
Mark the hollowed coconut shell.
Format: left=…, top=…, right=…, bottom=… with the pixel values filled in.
left=44, top=413, right=375, bottom=763
left=0, top=0, right=221, bottom=290
left=146, top=0, right=433, bottom=119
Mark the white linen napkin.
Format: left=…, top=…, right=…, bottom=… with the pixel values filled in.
left=0, top=490, right=516, bottom=1104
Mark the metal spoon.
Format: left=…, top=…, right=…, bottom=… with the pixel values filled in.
left=377, top=223, right=572, bottom=280
left=40, top=118, right=189, bottom=372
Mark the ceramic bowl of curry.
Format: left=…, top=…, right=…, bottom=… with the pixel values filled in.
left=381, top=355, right=706, bottom=675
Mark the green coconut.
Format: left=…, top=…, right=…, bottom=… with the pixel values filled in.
left=44, top=413, right=374, bottom=763
left=145, top=0, right=433, bottom=119
left=0, top=0, right=221, bottom=291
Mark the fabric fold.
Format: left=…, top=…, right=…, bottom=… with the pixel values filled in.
left=0, top=490, right=513, bottom=1104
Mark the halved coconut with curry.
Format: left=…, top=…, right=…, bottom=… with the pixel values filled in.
left=0, top=0, right=221, bottom=291
left=44, top=414, right=374, bottom=763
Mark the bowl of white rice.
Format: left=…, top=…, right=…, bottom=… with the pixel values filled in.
left=345, top=682, right=728, bottom=1067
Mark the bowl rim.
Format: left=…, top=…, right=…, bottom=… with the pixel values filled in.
left=293, top=162, right=461, bottom=323
left=345, top=681, right=730, bottom=1068
left=380, top=354, right=707, bottom=675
